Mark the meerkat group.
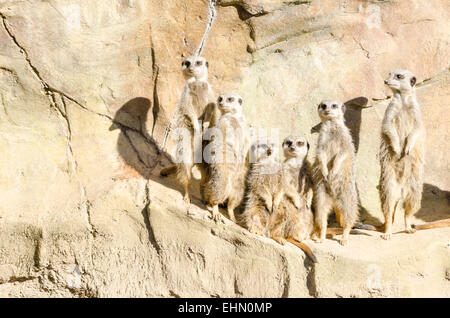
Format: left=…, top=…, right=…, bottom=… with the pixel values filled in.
left=160, top=56, right=448, bottom=261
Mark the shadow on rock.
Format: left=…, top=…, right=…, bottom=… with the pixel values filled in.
left=109, top=97, right=186, bottom=193
left=415, top=183, right=450, bottom=223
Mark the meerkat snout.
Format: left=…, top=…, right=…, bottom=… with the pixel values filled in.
left=384, top=69, right=417, bottom=92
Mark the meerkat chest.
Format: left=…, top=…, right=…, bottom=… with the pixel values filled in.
left=282, top=165, right=300, bottom=190
left=319, top=125, right=348, bottom=155
left=390, top=105, right=417, bottom=139
left=188, top=81, right=210, bottom=116
left=252, top=163, right=281, bottom=194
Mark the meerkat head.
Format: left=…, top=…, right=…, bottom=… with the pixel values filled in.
left=317, top=100, right=345, bottom=122
left=250, top=138, right=277, bottom=163
left=384, top=69, right=417, bottom=93
left=217, top=94, right=243, bottom=115
left=181, top=56, right=208, bottom=80
left=282, top=136, right=309, bottom=160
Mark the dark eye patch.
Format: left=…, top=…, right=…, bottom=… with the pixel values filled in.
left=321, top=104, right=327, bottom=110
left=285, top=140, right=292, bottom=147
left=183, top=61, right=191, bottom=68
left=297, top=141, right=304, bottom=147
left=218, top=96, right=223, bottom=102
left=227, top=97, right=234, bottom=103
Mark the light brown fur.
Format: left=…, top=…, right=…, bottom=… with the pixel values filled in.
left=379, top=69, right=425, bottom=239
left=241, top=139, right=283, bottom=236
left=159, top=56, right=216, bottom=204
left=269, top=136, right=317, bottom=262
left=313, top=100, right=359, bottom=246
left=201, top=94, right=249, bottom=222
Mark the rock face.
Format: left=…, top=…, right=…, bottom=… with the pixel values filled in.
left=0, top=0, right=449, bottom=297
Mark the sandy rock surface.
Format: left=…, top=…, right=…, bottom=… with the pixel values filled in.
left=0, top=0, right=448, bottom=297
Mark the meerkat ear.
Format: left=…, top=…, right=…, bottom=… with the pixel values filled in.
left=206, top=61, right=209, bottom=68
left=307, top=142, right=310, bottom=150
left=341, top=104, right=346, bottom=114
left=410, top=76, right=416, bottom=87
left=238, top=98, right=242, bottom=105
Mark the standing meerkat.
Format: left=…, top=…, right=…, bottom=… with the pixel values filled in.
left=379, top=69, right=425, bottom=239
left=313, top=100, right=359, bottom=246
left=269, top=136, right=317, bottom=262
left=160, top=56, right=216, bottom=203
left=241, top=138, right=283, bottom=236
left=201, top=93, right=249, bottom=222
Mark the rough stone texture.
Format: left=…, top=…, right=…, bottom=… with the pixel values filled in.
left=0, top=0, right=449, bottom=297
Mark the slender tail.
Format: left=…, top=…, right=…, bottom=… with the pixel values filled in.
left=286, top=238, right=317, bottom=263
left=353, top=222, right=384, bottom=232
left=412, top=219, right=450, bottom=231
left=325, top=226, right=377, bottom=235
left=160, top=165, right=177, bottom=177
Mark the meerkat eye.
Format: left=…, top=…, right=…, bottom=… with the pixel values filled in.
left=297, top=141, right=304, bottom=147
left=321, top=104, right=327, bottom=110
left=183, top=61, right=190, bottom=68
left=218, top=96, right=223, bottom=102
left=396, top=74, right=404, bottom=79
left=332, top=104, right=338, bottom=109
left=195, top=60, right=203, bottom=66
left=227, top=97, right=234, bottom=103
left=285, top=140, right=292, bottom=147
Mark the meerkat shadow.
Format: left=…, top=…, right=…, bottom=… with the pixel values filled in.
left=109, top=97, right=187, bottom=195
left=415, top=183, right=450, bottom=223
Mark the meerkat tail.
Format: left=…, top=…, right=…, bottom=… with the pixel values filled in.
left=354, top=222, right=384, bottom=231
left=326, top=228, right=343, bottom=235
left=286, top=238, right=318, bottom=263
left=326, top=227, right=376, bottom=235
left=412, top=219, right=450, bottom=231
left=160, top=165, right=177, bottom=177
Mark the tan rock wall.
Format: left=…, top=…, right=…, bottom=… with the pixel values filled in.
left=0, top=0, right=448, bottom=297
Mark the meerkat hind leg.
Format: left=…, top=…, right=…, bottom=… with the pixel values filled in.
left=381, top=199, right=399, bottom=240
left=211, top=204, right=222, bottom=222
left=314, top=195, right=332, bottom=243
left=404, top=198, right=419, bottom=234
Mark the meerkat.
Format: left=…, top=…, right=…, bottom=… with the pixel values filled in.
left=159, top=55, right=216, bottom=203
left=241, top=138, right=283, bottom=236
left=201, top=93, right=249, bottom=222
left=379, top=69, right=425, bottom=239
left=313, top=100, right=359, bottom=246
left=269, top=136, right=317, bottom=263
